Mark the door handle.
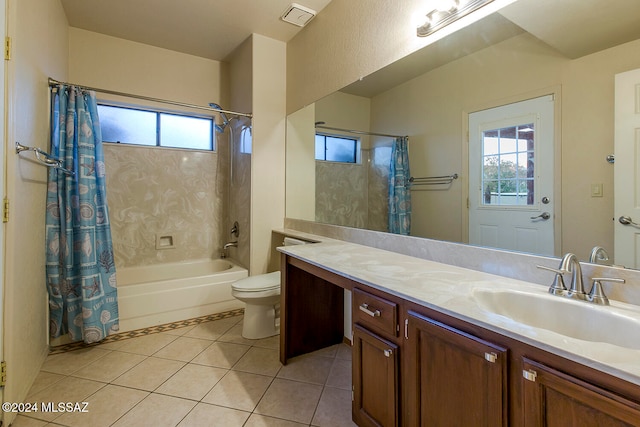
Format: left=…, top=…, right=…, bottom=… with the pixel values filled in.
left=530, top=212, right=550, bottom=220
left=619, top=216, right=640, bottom=227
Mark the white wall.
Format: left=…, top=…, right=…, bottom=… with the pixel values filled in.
left=250, top=34, right=286, bottom=274
left=4, top=0, right=68, bottom=419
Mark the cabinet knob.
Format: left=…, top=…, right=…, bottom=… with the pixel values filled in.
left=384, top=349, right=393, bottom=357
left=485, top=352, right=498, bottom=363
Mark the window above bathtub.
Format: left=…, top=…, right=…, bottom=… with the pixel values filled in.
left=98, top=104, right=215, bottom=151
left=315, top=133, right=360, bottom=164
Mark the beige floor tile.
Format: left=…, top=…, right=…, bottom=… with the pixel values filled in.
left=177, top=402, right=250, bottom=427
left=308, top=344, right=340, bottom=359
left=336, top=343, right=352, bottom=361
left=244, top=414, right=309, bottom=427
left=155, top=364, right=227, bottom=401
left=111, top=393, right=196, bottom=427
left=277, top=354, right=334, bottom=385
left=25, top=371, right=66, bottom=397
left=217, top=324, right=258, bottom=346
left=114, top=333, right=178, bottom=356
left=311, top=387, right=357, bottom=427
left=112, top=356, right=185, bottom=391
left=190, top=341, right=251, bottom=368
left=71, top=351, right=147, bottom=383
left=232, top=347, right=282, bottom=377
left=23, top=376, right=106, bottom=422
left=183, top=317, right=239, bottom=340
left=202, top=371, right=273, bottom=412
left=53, top=384, right=148, bottom=427
left=252, top=334, right=280, bottom=350
left=159, top=324, right=197, bottom=336
left=254, top=378, right=323, bottom=424
left=326, top=358, right=352, bottom=390
left=94, top=339, right=128, bottom=351
left=8, top=415, right=48, bottom=426
left=40, top=348, right=111, bottom=376
left=152, top=337, right=213, bottom=362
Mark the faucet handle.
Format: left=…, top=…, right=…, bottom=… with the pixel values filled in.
left=588, top=277, right=625, bottom=305
left=536, top=265, right=567, bottom=296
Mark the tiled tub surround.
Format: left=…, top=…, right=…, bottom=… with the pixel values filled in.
left=277, top=236, right=640, bottom=387
left=103, top=144, right=227, bottom=268
left=315, top=147, right=389, bottom=233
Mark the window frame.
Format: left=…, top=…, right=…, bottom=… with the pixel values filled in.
left=98, top=102, right=216, bottom=152
left=314, top=132, right=361, bottom=164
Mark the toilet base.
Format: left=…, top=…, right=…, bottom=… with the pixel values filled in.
left=242, top=302, right=279, bottom=339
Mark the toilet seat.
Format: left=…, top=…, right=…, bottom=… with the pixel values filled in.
left=231, top=271, right=280, bottom=293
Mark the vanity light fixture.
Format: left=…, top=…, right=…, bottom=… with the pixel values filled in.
left=417, top=0, right=495, bottom=37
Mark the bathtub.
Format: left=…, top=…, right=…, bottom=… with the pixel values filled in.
left=116, top=258, right=248, bottom=332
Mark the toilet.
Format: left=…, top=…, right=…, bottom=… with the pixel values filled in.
left=231, top=237, right=309, bottom=339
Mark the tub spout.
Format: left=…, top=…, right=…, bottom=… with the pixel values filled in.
left=223, top=241, right=238, bottom=250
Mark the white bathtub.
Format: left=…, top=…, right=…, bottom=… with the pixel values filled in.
left=116, top=258, right=248, bottom=332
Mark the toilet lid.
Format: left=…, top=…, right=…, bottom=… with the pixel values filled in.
left=232, top=271, right=281, bottom=292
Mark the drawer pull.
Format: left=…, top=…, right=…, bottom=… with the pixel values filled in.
left=523, top=369, right=537, bottom=382
left=359, top=303, right=381, bottom=317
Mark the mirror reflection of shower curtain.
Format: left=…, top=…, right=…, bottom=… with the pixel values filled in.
left=388, top=136, right=411, bottom=235
left=45, top=85, right=119, bottom=344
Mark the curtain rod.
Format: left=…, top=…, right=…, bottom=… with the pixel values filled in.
left=315, top=124, right=406, bottom=139
left=48, top=77, right=253, bottom=119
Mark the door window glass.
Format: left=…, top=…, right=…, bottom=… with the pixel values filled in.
left=481, top=124, right=534, bottom=206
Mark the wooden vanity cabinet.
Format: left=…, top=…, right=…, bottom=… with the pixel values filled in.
left=280, top=256, right=640, bottom=426
left=521, top=358, right=640, bottom=426
left=352, top=287, right=402, bottom=427
left=404, top=309, right=508, bottom=426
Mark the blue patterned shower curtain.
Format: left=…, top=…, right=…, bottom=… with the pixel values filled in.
left=388, top=136, right=411, bottom=235
left=45, top=85, right=119, bottom=344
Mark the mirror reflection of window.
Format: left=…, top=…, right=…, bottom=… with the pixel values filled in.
left=315, top=133, right=359, bottom=163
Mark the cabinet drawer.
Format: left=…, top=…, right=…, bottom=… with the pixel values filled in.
left=353, top=288, right=398, bottom=337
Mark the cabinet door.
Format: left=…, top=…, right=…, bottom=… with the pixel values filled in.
left=522, top=358, right=640, bottom=427
left=353, top=324, right=399, bottom=427
left=406, top=310, right=508, bottom=426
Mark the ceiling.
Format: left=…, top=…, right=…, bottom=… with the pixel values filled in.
left=60, top=0, right=333, bottom=61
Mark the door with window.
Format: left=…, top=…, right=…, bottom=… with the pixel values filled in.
left=469, top=95, right=555, bottom=255
left=614, top=68, right=640, bottom=268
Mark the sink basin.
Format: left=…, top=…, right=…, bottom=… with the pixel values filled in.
left=472, top=288, right=640, bottom=350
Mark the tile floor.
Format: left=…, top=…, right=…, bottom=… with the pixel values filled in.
left=12, top=314, right=356, bottom=427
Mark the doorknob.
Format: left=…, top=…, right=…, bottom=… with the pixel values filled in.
left=619, top=216, right=640, bottom=227
left=531, top=212, right=550, bottom=220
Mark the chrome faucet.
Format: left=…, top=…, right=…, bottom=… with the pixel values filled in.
left=538, top=253, right=625, bottom=305
left=223, top=241, right=238, bottom=250
left=558, top=253, right=587, bottom=300
left=589, top=246, right=609, bottom=264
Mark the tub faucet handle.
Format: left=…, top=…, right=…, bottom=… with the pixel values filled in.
left=231, top=221, right=239, bottom=238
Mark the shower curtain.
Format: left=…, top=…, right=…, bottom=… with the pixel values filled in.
left=45, top=85, right=119, bottom=344
left=388, top=136, right=411, bottom=235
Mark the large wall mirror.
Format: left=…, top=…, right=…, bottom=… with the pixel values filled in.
left=285, top=0, right=640, bottom=267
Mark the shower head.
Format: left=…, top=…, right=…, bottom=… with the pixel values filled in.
left=209, top=102, right=230, bottom=127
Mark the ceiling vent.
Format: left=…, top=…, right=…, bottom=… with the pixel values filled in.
left=281, top=3, right=316, bottom=27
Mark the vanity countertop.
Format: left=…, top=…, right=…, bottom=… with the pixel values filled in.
left=275, top=229, right=640, bottom=387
